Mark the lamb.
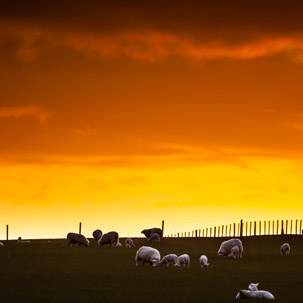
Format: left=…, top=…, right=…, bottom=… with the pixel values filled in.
left=159, top=254, right=178, bottom=267
left=17, top=237, right=31, bottom=244
left=199, top=255, right=209, bottom=267
left=66, top=232, right=89, bottom=247
left=0, top=242, right=4, bottom=247
left=148, top=233, right=160, bottom=242
left=229, top=246, right=240, bottom=259
left=125, top=238, right=135, bottom=248
left=141, top=228, right=162, bottom=239
left=135, top=246, right=161, bottom=267
left=116, top=242, right=122, bottom=247
left=98, top=231, right=119, bottom=247
left=280, top=243, right=290, bottom=256
left=175, top=254, right=190, bottom=268
left=218, top=238, right=243, bottom=259
left=92, top=229, right=103, bottom=241
left=236, top=290, right=275, bottom=300
left=248, top=283, right=259, bottom=291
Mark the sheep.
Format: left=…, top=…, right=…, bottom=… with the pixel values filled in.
left=66, top=232, right=89, bottom=247
left=116, top=242, right=122, bottom=247
left=135, top=246, right=161, bottom=267
left=148, top=233, right=160, bottom=242
left=280, top=243, right=290, bottom=256
left=0, top=242, right=4, bottom=247
left=92, top=229, right=103, bottom=241
left=141, top=228, right=162, bottom=239
left=248, top=283, right=259, bottom=291
left=236, top=290, right=275, bottom=300
left=199, top=255, right=209, bottom=267
left=17, top=237, right=31, bottom=244
left=125, top=238, right=135, bottom=248
left=98, top=231, right=119, bottom=247
left=218, top=238, right=243, bottom=259
left=159, top=254, right=178, bottom=267
left=175, top=254, right=190, bottom=268
left=229, top=246, right=240, bottom=259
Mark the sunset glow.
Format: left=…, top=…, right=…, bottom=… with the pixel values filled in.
left=1, top=1, right=303, bottom=239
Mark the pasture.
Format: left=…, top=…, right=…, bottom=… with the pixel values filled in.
left=0, top=236, right=302, bottom=302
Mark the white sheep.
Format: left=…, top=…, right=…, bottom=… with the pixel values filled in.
left=229, top=246, right=240, bottom=259
left=125, top=238, right=135, bottom=248
left=199, top=255, right=209, bottom=267
left=66, top=232, right=89, bottom=247
left=135, top=246, right=161, bottom=267
left=116, top=242, right=122, bottom=247
left=0, top=242, right=4, bottom=247
left=159, top=254, right=178, bottom=267
left=236, top=290, right=274, bottom=300
left=280, top=243, right=290, bottom=256
left=218, top=238, right=243, bottom=259
left=17, top=237, right=31, bottom=244
left=248, top=282, right=259, bottom=291
left=175, top=254, right=190, bottom=268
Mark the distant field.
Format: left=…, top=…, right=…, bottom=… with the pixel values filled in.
left=0, top=236, right=302, bottom=302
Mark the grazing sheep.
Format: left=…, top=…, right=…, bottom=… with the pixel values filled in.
left=229, top=246, right=240, bottom=259
left=148, top=233, right=160, bottom=242
left=92, top=229, right=103, bottom=241
left=141, top=228, right=162, bottom=239
left=159, top=254, right=178, bottom=267
left=135, top=246, right=161, bottom=267
left=98, top=231, right=119, bottom=247
left=236, top=290, right=275, bottom=300
left=175, top=254, right=190, bottom=268
left=66, top=233, right=89, bottom=247
left=17, top=237, right=31, bottom=244
left=218, top=238, right=243, bottom=259
left=280, top=243, right=290, bottom=256
left=0, top=242, right=4, bottom=247
left=125, top=238, right=135, bottom=248
left=199, top=255, right=209, bottom=267
left=116, top=242, right=122, bottom=247
left=248, top=283, right=259, bottom=291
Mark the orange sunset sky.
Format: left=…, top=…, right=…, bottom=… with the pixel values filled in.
left=1, top=1, right=303, bottom=238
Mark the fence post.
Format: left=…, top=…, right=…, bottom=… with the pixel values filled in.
left=202, top=229, right=205, bottom=237
left=281, top=220, right=284, bottom=235
left=286, top=220, right=288, bottom=235
left=240, top=219, right=243, bottom=238
left=178, top=233, right=180, bottom=238
left=296, top=220, right=298, bottom=235
left=233, top=223, right=235, bottom=237
left=245, top=222, right=248, bottom=237
left=222, top=225, right=224, bottom=237
left=210, top=228, right=212, bottom=237
left=277, top=220, right=279, bottom=235
left=6, top=224, right=9, bottom=241
left=206, top=228, right=208, bottom=237
left=268, top=221, right=270, bottom=235
left=290, top=220, right=293, bottom=235
left=79, top=222, right=82, bottom=234
left=195, top=230, right=197, bottom=237
left=249, top=222, right=252, bottom=236
left=254, top=221, right=257, bottom=236
left=272, top=220, right=274, bottom=235
left=162, top=220, right=165, bottom=237
left=300, top=220, right=302, bottom=235
left=214, top=227, right=216, bottom=237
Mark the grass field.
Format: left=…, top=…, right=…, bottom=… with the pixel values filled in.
left=0, top=236, right=302, bottom=302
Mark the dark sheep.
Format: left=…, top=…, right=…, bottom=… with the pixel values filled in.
left=141, top=228, right=162, bottom=239
left=98, top=231, right=119, bottom=247
left=92, top=229, right=103, bottom=241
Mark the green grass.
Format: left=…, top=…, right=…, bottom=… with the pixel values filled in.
left=0, top=236, right=302, bottom=302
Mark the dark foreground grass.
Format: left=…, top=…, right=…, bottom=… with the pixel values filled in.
left=0, top=236, right=302, bottom=302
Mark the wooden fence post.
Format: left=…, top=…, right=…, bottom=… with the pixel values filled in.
left=222, top=225, right=224, bottom=237
left=246, top=222, right=248, bottom=236
left=296, top=220, right=298, bottom=235
left=268, top=221, right=270, bottom=235
left=300, top=220, right=302, bottom=235
left=286, top=220, right=288, bottom=235
left=233, top=223, right=236, bottom=237
left=240, top=219, right=243, bottom=238
left=6, top=224, right=8, bottom=241
left=214, top=227, right=216, bottom=237
left=218, top=226, right=220, bottom=237
left=290, top=220, right=293, bottom=235
left=249, top=222, right=252, bottom=236
left=226, top=225, right=228, bottom=236
left=264, top=221, right=266, bottom=235
left=254, top=221, right=257, bottom=236
left=162, top=220, right=165, bottom=237
left=277, top=220, right=279, bottom=235
left=206, top=228, right=208, bottom=237
left=178, top=233, right=180, bottom=238
left=259, top=221, right=261, bottom=236
left=195, top=230, right=198, bottom=237
left=281, top=220, right=284, bottom=235
left=202, top=229, right=205, bottom=237
left=79, top=222, right=82, bottom=234
left=272, top=220, right=274, bottom=235
left=210, top=228, right=212, bottom=237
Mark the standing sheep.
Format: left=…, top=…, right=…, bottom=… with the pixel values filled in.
left=236, top=290, right=274, bottom=300
left=229, top=246, right=240, bottom=259
left=148, top=233, right=160, bottom=242
left=141, top=228, right=162, bottom=239
left=218, top=238, right=243, bottom=259
left=175, top=254, right=190, bottom=268
left=125, top=238, right=135, bottom=248
left=199, top=255, right=209, bottom=267
left=280, top=243, right=290, bottom=256
left=159, top=254, right=178, bottom=267
left=98, top=231, right=119, bottom=247
left=66, top=232, right=89, bottom=247
left=92, top=229, right=103, bottom=241
left=135, top=246, right=161, bottom=267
